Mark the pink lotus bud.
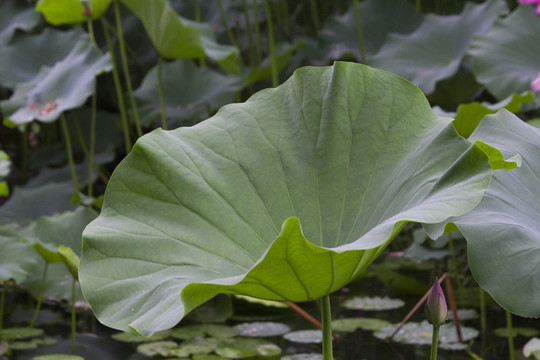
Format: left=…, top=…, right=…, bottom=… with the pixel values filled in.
left=532, top=72, right=540, bottom=92
left=425, top=277, right=448, bottom=327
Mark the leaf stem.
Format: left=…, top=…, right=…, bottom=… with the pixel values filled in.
left=242, top=0, right=254, bottom=66
left=217, top=0, right=239, bottom=48
left=352, top=0, right=366, bottom=64
left=157, top=57, right=168, bottom=130
left=506, top=310, right=515, bottom=360
left=114, top=0, right=142, bottom=138
left=60, top=114, right=80, bottom=196
left=309, top=0, right=320, bottom=36
left=320, top=295, right=333, bottom=360
left=30, top=263, right=48, bottom=328
left=71, top=279, right=76, bottom=353
left=21, top=125, right=28, bottom=183
left=101, top=17, right=132, bottom=154
left=87, top=19, right=96, bottom=48
left=263, top=0, right=278, bottom=87
left=430, top=325, right=440, bottom=360
left=195, top=0, right=206, bottom=67
left=0, top=281, right=5, bottom=335
left=88, top=87, right=97, bottom=197
left=253, top=0, right=262, bottom=66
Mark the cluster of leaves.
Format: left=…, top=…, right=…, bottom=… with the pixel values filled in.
left=0, top=0, right=540, bottom=358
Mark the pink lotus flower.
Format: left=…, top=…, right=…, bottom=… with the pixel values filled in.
left=518, top=0, right=540, bottom=15
left=532, top=72, right=540, bottom=92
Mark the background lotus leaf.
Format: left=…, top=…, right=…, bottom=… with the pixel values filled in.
left=120, top=0, right=240, bottom=74
left=36, top=0, right=112, bottom=25
left=426, top=110, right=540, bottom=317
left=0, top=224, right=37, bottom=283
left=0, top=1, right=40, bottom=45
left=1, top=39, right=112, bottom=125
left=80, top=62, right=496, bottom=336
left=132, top=59, right=242, bottom=127
left=369, top=0, right=506, bottom=94
left=469, top=5, right=540, bottom=100
left=0, top=28, right=84, bottom=88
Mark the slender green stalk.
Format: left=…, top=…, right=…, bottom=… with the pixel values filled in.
left=281, top=1, right=290, bottom=37
left=430, top=326, right=440, bottom=360
left=416, top=0, right=421, bottom=12
left=263, top=0, right=278, bottom=87
left=217, top=0, right=239, bottom=48
left=242, top=0, right=254, bottom=66
left=253, top=0, right=262, bottom=66
left=0, top=281, right=5, bottom=335
left=352, top=0, right=366, bottom=64
left=157, top=57, right=168, bottom=130
left=114, top=0, right=142, bottom=138
left=320, top=295, right=333, bottom=360
left=309, top=0, right=320, bottom=36
left=506, top=310, right=515, bottom=360
left=71, top=279, right=76, bottom=353
left=101, top=18, right=132, bottom=154
left=87, top=19, right=96, bottom=47
left=447, top=233, right=463, bottom=300
left=21, top=125, right=29, bottom=183
left=479, top=287, right=486, bottom=349
left=195, top=0, right=206, bottom=67
left=88, top=87, right=97, bottom=197
left=30, top=263, right=49, bottom=328
left=60, top=114, right=80, bottom=195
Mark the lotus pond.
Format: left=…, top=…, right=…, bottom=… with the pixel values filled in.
left=1, top=0, right=540, bottom=359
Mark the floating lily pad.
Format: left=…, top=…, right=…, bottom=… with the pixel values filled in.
left=283, top=330, right=322, bottom=344
left=170, top=325, right=206, bottom=340
left=167, top=337, right=217, bottom=357
left=193, top=356, right=230, bottom=360
left=235, top=322, right=291, bottom=337
left=447, top=309, right=478, bottom=321
left=494, top=327, right=540, bottom=338
left=439, top=342, right=469, bottom=351
left=137, top=341, right=178, bottom=357
left=332, top=317, right=391, bottom=332
left=111, top=329, right=171, bottom=343
left=32, top=338, right=58, bottom=346
left=374, top=321, right=479, bottom=346
left=32, top=355, right=85, bottom=360
left=280, top=354, right=323, bottom=360
left=1, top=39, right=112, bottom=125
left=342, top=296, right=405, bottom=311
left=9, top=341, right=38, bottom=350
left=215, top=338, right=280, bottom=359
left=205, top=325, right=239, bottom=339
left=0, top=327, right=43, bottom=340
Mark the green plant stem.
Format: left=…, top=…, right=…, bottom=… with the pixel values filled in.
left=21, top=125, right=29, bottom=183
left=352, top=0, right=366, bottom=64
left=242, top=0, right=254, bottom=66
left=217, top=0, right=239, bottom=48
left=157, top=57, right=168, bottom=130
left=71, top=279, right=76, bottom=353
left=30, top=263, right=49, bottom=328
left=88, top=87, right=97, bottom=197
left=506, top=310, right=515, bottom=360
left=320, top=295, right=333, bottom=360
left=101, top=17, right=132, bottom=154
left=87, top=19, right=96, bottom=48
left=253, top=0, right=262, bottom=66
left=263, top=0, right=278, bottom=87
left=447, top=233, right=462, bottom=292
left=309, top=0, right=320, bottom=36
left=114, top=0, right=142, bottom=138
left=430, top=325, right=440, bottom=360
left=479, top=287, right=486, bottom=349
left=194, top=0, right=206, bottom=67
left=60, top=114, right=80, bottom=195
left=0, top=281, right=5, bottom=335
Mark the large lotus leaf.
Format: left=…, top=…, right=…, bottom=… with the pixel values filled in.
left=22, top=207, right=97, bottom=301
left=132, top=59, right=241, bottom=127
left=369, top=0, right=507, bottom=94
left=319, top=0, right=423, bottom=62
left=426, top=110, right=540, bottom=317
left=80, top=62, right=495, bottom=336
left=0, top=1, right=40, bottom=45
left=469, top=5, right=540, bottom=101
left=0, top=28, right=84, bottom=88
left=1, top=39, right=112, bottom=126
left=36, top=0, right=112, bottom=25
left=120, top=0, right=240, bottom=74
left=0, top=224, right=37, bottom=283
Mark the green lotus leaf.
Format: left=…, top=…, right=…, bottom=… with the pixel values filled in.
left=369, top=0, right=507, bottom=94
left=80, top=62, right=495, bottom=336
left=0, top=327, right=43, bottom=340
left=22, top=207, right=97, bottom=302
left=374, top=321, right=478, bottom=345
left=0, top=225, right=37, bottom=283
left=469, top=5, right=540, bottom=100
left=0, top=1, right=40, bottom=45
left=36, top=0, right=112, bottom=25
left=120, top=0, right=240, bottom=74
left=0, top=28, right=84, bottom=88
left=426, top=110, right=540, bottom=317
left=58, top=246, right=80, bottom=281
left=132, top=59, right=241, bottom=127
left=1, top=39, right=112, bottom=126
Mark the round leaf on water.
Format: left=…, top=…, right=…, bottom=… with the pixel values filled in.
left=283, top=330, right=322, bottom=344
left=369, top=0, right=506, bottom=94
left=494, top=327, right=540, bottom=338
left=111, top=330, right=171, bottom=343
left=425, top=111, right=540, bottom=317
left=80, top=62, right=495, bottom=336
left=235, top=322, right=290, bottom=337
left=0, top=327, right=43, bottom=340
left=374, top=321, right=478, bottom=345
left=137, top=341, right=178, bottom=357
left=9, top=341, right=38, bottom=350
left=332, top=317, right=391, bottom=332
left=168, top=337, right=217, bottom=357
left=281, top=354, right=323, bottom=360
left=342, top=296, right=405, bottom=311
left=0, top=225, right=37, bottom=283
left=33, top=355, right=85, bottom=360
left=215, top=338, right=278, bottom=358
left=170, top=325, right=206, bottom=340
left=36, top=0, right=111, bottom=25
left=469, top=5, right=540, bottom=100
